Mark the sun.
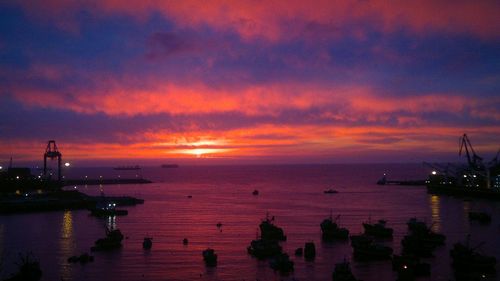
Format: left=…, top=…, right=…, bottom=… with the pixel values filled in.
left=170, top=148, right=232, bottom=158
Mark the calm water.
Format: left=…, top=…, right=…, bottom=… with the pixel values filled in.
left=0, top=164, right=499, bottom=281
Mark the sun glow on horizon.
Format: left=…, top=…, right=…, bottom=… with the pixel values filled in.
left=172, top=148, right=234, bottom=158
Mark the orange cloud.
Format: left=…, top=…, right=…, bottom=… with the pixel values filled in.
left=4, top=123, right=499, bottom=164
left=11, top=75, right=500, bottom=127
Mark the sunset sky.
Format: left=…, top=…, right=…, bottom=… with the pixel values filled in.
left=0, top=1, right=499, bottom=165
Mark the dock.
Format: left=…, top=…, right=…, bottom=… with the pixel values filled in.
left=379, top=180, right=426, bottom=186
left=0, top=190, right=144, bottom=214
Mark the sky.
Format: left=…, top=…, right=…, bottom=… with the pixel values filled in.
left=0, top=1, right=499, bottom=166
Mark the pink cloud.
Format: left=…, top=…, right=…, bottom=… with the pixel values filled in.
left=16, top=0, right=500, bottom=40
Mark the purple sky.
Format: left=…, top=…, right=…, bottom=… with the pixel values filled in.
left=0, top=1, right=499, bottom=165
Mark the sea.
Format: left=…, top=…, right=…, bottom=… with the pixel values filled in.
left=0, top=164, right=499, bottom=281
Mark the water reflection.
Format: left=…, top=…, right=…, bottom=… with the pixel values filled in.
left=429, top=195, right=441, bottom=232
left=462, top=201, right=470, bottom=214
left=59, top=211, right=74, bottom=280
left=462, top=200, right=471, bottom=233
left=107, top=215, right=117, bottom=230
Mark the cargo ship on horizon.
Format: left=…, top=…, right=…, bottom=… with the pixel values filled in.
left=113, top=165, right=141, bottom=170
left=161, top=164, right=179, bottom=168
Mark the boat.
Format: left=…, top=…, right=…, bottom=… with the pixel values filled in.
left=468, top=211, right=491, bottom=224
left=406, top=218, right=428, bottom=233
left=324, top=189, right=338, bottom=194
left=321, top=215, right=349, bottom=240
left=406, top=218, right=446, bottom=246
left=5, top=253, right=42, bottom=281
left=294, top=247, right=303, bottom=256
left=161, top=164, right=179, bottom=168
left=269, top=253, right=294, bottom=273
left=259, top=215, right=286, bottom=241
left=331, top=260, right=360, bottom=281
left=89, top=201, right=128, bottom=217
left=392, top=255, right=431, bottom=277
left=350, top=234, right=373, bottom=247
left=362, top=219, right=393, bottom=238
left=247, top=239, right=282, bottom=259
left=352, top=242, right=393, bottom=260
left=182, top=238, right=188, bottom=245
left=143, top=237, right=152, bottom=249
left=252, top=189, right=259, bottom=195
left=401, top=234, right=441, bottom=258
left=304, top=242, right=316, bottom=260
left=91, top=228, right=124, bottom=251
left=450, top=237, right=496, bottom=276
left=113, top=165, right=141, bottom=170
left=202, top=248, right=217, bottom=266
left=67, top=253, right=94, bottom=264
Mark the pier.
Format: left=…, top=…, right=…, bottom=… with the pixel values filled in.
left=376, top=175, right=426, bottom=186
left=0, top=190, right=144, bottom=214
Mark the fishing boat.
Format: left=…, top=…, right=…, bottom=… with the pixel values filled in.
left=321, top=215, right=349, bottom=240
left=202, top=248, right=217, bottom=266
left=247, top=239, right=283, bottom=259
left=468, top=211, right=491, bottom=224
left=143, top=237, right=152, bottom=249
left=91, top=228, right=124, bottom=251
left=161, top=164, right=179, bottom=168
left=362, top=219, right=393, bottom=238
left=450, top=236, right=497, bottom=279
left=332, top=260, right=360, bottom=281
left=269, top=253, right=294, bottom=273
left=392, top=254, right=431, bottom=277
left=304, top=242, right=316, bottom=260
left=259, top=214, right=286, bottom=241
left=352, top=242, right=393, bottom=260
left=406, top=218, right=446, bottom=246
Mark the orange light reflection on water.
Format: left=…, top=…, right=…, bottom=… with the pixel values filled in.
left=430, top=195, right=441, bottom=232
left=59, top=211, right=74, bottom=280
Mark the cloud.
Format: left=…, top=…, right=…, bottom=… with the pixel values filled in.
left=13, top=1, right=500, bottom=41
left=146, top=31, right=203, bottom=59
left=2, top=1, right=499, bottom=163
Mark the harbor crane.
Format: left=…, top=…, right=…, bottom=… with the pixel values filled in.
left=43, top=140, right=62, bottom=181
left=459, top=134, right=484, bottom=170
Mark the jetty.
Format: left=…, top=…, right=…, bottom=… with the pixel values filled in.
left=0, top=190, right=144, bottom=214
left=377, top=175, right=426, bottom=186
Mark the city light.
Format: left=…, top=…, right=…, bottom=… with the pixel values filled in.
left=64, top=162, right=71, bottom=167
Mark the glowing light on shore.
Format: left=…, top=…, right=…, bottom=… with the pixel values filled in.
left=64, top=162, right=70, bottom=167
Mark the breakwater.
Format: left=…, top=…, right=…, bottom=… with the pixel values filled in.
left=0, top=190, right=144, bottom=214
